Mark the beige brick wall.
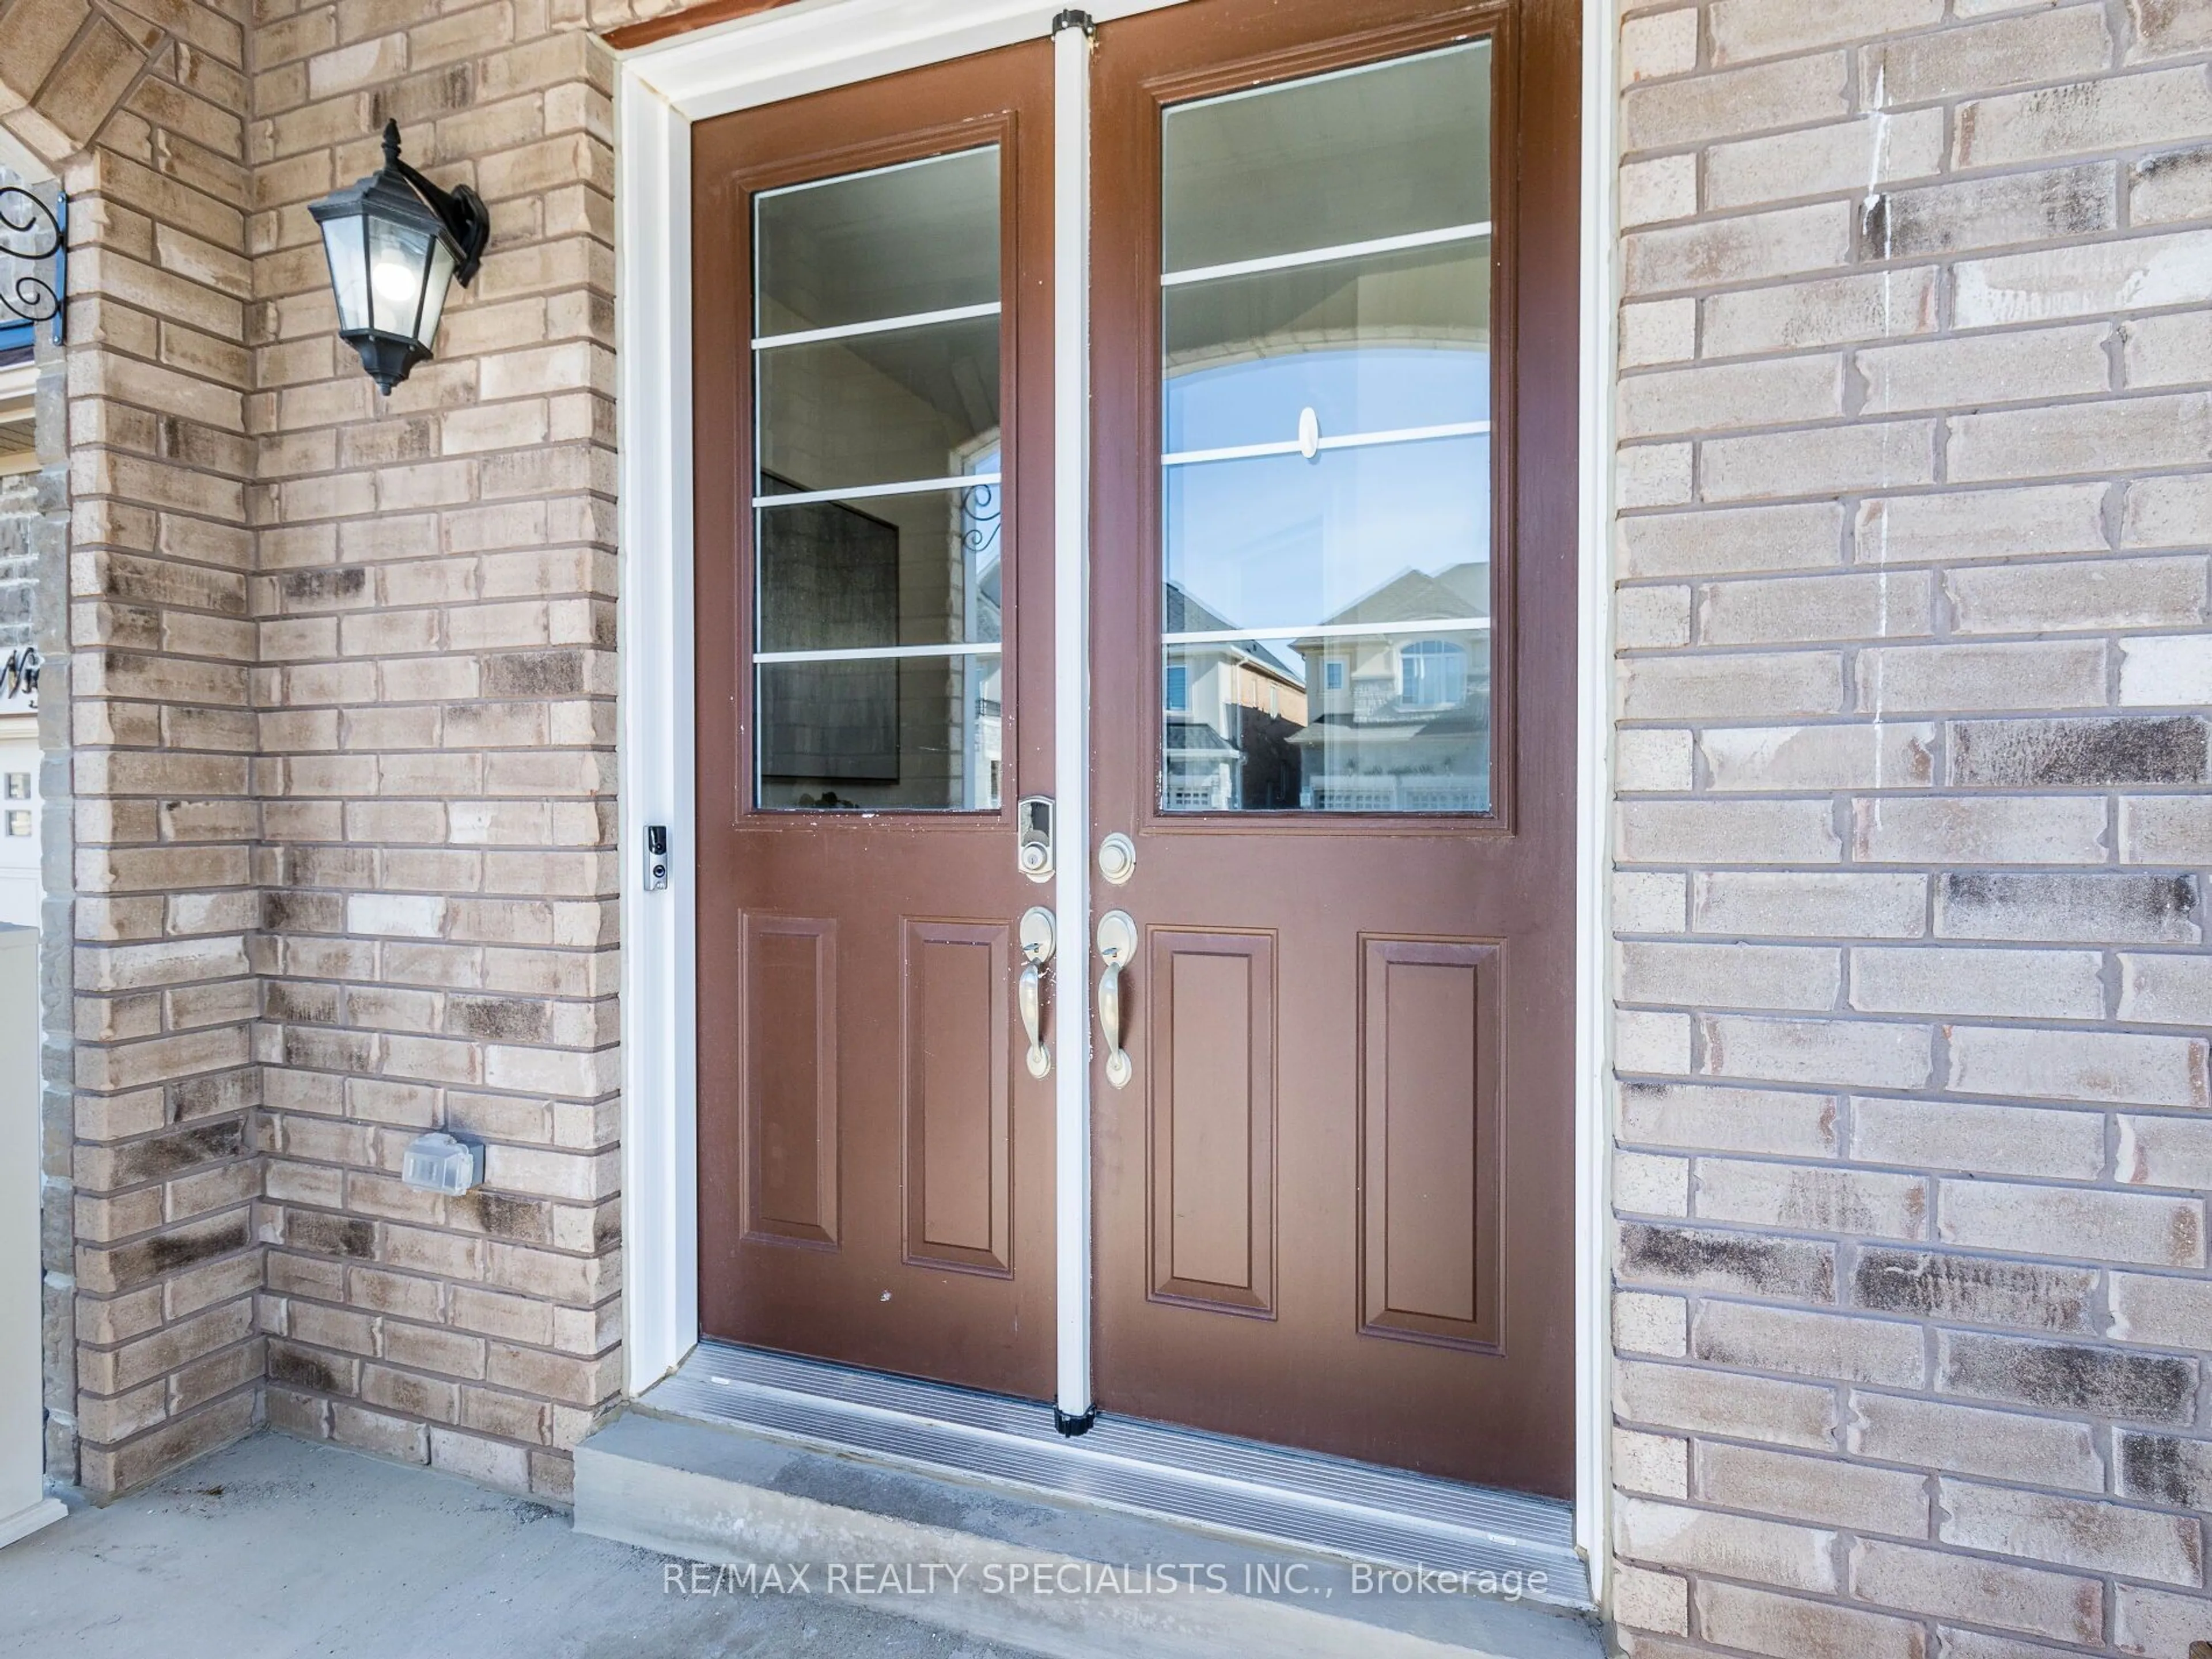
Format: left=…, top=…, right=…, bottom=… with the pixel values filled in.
left=244, top=1, right=632, bottom=1503
left=3, top=0, right=683, bottom=1503
left=3, top=0, right=269, bottom=1499
left=1610, top=2, right=2212, bottom=1653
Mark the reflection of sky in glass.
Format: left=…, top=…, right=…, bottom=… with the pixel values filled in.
left=1165, top=344, right=1488, bottom=454
left=1162, top=350, right=1493, bottom=668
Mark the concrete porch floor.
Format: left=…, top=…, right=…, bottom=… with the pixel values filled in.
left=0, top=1431, right=1041, bottom=1659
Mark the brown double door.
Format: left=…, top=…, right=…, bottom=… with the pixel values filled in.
left=694, top=0, right=1578, bottom=1497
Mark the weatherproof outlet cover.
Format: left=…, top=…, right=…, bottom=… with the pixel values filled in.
left=402, top=1130, right=484, bottom=1195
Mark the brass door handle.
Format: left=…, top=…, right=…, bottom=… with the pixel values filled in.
left=1019, top=907, right=1054, bottom=1078
left=1095, top=910, right=1137, bottom=1090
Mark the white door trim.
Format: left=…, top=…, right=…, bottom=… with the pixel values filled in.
left=620, top=0, right=1184, bottom=120
left=614, top=73, right=698, bottom=1393
left=611, top=0, right=1619, bottom=1582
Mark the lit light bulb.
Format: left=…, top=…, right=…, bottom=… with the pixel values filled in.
left=371, top=259, right=417, bottom=306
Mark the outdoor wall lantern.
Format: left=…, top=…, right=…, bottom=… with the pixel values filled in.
left=310, top=120, right=488, bottom=393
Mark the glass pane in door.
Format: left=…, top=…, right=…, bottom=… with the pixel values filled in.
left=753, top=148, right=1005, bottom=810
left=1157, top=44, right=1495, bottom=814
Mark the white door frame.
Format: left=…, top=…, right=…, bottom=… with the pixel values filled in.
left=612, top=0, right=1618, bottom=1594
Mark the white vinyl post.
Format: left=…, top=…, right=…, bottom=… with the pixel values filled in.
left=0, top=926, right=64, bottom=1550
left=1051, top=9, right=1094, bottom=1426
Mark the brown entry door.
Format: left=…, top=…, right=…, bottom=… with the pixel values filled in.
left=1089, top=0, right=1580, bottom=1495
left=692, top=47, right=1059, bottom=1399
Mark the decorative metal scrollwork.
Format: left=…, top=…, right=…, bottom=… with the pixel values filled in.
left=0, top=186, right=66, bottom=345
left=0, top=646, right=39, bottom=701
left=959, top=480, right=1002, bottom=559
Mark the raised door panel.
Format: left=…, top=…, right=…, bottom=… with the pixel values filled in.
left=1360, top=938, right=1502, bottom=1351
left=743, top=914, right=839, bottom=1247
left=1148, top=929, right=1275, bottom=1315
left=903, top=920, right=1013, bottom=1275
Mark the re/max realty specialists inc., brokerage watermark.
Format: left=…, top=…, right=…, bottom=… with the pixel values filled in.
left=664, top=1558, right=1549, bottom=1603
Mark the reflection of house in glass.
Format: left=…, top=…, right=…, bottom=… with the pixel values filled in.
left=1290, top=560, right=1491, bottom=812
left=1161, top=584, right=1308, bottom=810
left=1161, top=563, right=1491, bottom=814
left=1159, top=562, right=1486, bottom=814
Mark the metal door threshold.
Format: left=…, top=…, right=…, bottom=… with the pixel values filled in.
left=640, top=1340, right=1590, bottom=1609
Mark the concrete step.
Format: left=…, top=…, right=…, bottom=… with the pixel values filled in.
left=574, top=1406, right=1607, bottom=1659
left=608, top=1342, right=1592, bottom=1597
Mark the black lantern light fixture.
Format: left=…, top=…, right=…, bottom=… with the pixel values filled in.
left=310, top=120, right=489, bottom=393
